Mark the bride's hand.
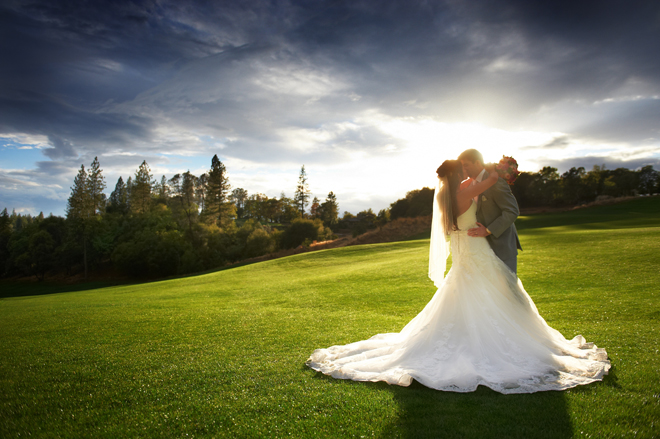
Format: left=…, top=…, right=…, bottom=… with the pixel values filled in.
left=485, top=163, right=499, bottom=181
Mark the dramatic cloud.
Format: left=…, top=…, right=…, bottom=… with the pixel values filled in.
left=1, top=0, right=659, bottom=215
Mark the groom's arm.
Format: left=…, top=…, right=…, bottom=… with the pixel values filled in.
left=486, top=178, right=519, bottom=238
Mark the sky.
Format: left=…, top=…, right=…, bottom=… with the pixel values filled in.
left=1, top=0, right=659, bottom=216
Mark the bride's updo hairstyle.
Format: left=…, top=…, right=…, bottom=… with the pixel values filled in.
left=436, top=160, right=463, bottom=233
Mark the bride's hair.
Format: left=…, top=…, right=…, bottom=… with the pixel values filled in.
left=436, top=160, right=463, bottom=232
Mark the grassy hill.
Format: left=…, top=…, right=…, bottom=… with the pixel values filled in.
left=1, top=197, right=659, bottom=438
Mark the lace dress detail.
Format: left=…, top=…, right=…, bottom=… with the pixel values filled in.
left=306, top=202, right=610, bottom=393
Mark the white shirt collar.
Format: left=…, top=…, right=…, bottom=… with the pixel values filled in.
left=475, top=168, right=486, bottom=183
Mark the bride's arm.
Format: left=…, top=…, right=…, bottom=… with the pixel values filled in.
left=456, top=167, right=498, bottom=203
left=459, top=179, right=472, bottom=191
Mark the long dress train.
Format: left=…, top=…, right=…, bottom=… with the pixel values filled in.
left=306, top=202, right=610, bottom=394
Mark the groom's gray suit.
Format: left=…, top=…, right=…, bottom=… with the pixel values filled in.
left=476, top=172, right=522, bottom=274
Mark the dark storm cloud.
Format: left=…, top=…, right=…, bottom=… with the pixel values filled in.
left=3, top=0, right=660, bottom=147
left=0, top=89, right=153, bottom=148
left=1, top=0, right=260, bottom=148
left=287, top=0, right=660, bottom=121
left=1, top=0, right=659, bottom=214
left=44, top=135, right=76, bottom=159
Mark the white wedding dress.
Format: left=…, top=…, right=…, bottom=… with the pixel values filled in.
left=306, top=201, right=610, bottom=393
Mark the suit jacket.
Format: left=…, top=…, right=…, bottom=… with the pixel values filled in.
left=476, top=172, right=522, bottom=264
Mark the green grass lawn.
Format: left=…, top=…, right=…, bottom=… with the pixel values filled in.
left=1, top=197, right=659, bottom=438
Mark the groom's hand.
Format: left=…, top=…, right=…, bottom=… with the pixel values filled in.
left=468, top=222, right=491, bottom=237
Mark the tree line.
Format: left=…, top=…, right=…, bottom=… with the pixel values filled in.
left=338, top=164, right=659, bottom=234
left=382, top=165, right=659, bottom=223
left=0, top=157, right=339, bottom=280
left=1, top=160, right=657, bottom=281
left=511, top=165, right=658, bottom=207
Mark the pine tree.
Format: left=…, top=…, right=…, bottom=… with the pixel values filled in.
left=109, top=177, right=129, bottom=214
left=321, top=191, right=339, bottom=227
left=181, top=172, right=197, bottom=205
left=125, top=176, right=133, bottom=211
left=87, top=157, right=106, bottom=215
left=205, top=155, right=231, bottom=225
left=131, top=161, right=153, bottom=214
left=0, top=208, right=9, bottom=234
left=294, top=165, right=310, bottom=216
left=67, top=165, right=88, bottom=220
left=66, top=159, right=106, bottom=279
left=180, top=171, right=199, bottom=232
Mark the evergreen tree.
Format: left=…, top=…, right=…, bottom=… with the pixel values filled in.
left=156, top=175, right=170, bottom=200
left=321, top=191, right=339, bottom=227
left=0, top=208, right=10, bottom=234
left=179, top=171, right=199, bottom=232
left=66, top=159, right=106, bottom=279
left=131, top=161, right=153, bottom=214
left=125, top=176, right=133, bottom=210
left=294, top=165, right=310, bottom=216
left=87, top=157, right=106, bottom=215
left=13, top=210, right=23, bottom=232
left=67, top=165, right=88, bottom=220
left=108, top=177, right=129, bottom=214
left=205, top=155, right=230, bottom=224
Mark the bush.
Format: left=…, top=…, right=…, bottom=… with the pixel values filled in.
left=280, top=218, right=321, bottom=249
left=245, top=228, right=275, bottom=258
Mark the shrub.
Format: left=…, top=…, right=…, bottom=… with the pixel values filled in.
left=245, top=228, right=275, bottom=258
left=280, top=218, right=321, bottom=249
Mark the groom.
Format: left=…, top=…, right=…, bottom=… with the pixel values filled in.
left=458, top=149, right=522, bottom=274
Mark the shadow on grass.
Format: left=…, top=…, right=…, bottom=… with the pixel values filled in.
left=379, top=381, right=572, bottom=439
left=307, top=367, right=581, bottom=439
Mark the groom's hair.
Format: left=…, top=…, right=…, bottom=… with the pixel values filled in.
left=458, top=149, right=484, bottom=165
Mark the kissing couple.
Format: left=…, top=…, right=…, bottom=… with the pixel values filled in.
left=307, top=148, right=609, bottom=394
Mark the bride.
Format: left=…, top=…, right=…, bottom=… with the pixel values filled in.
left=306, top=160, right=610, bottom=394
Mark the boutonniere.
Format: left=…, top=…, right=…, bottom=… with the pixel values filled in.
left=481, top=195, right=488, bottom=202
